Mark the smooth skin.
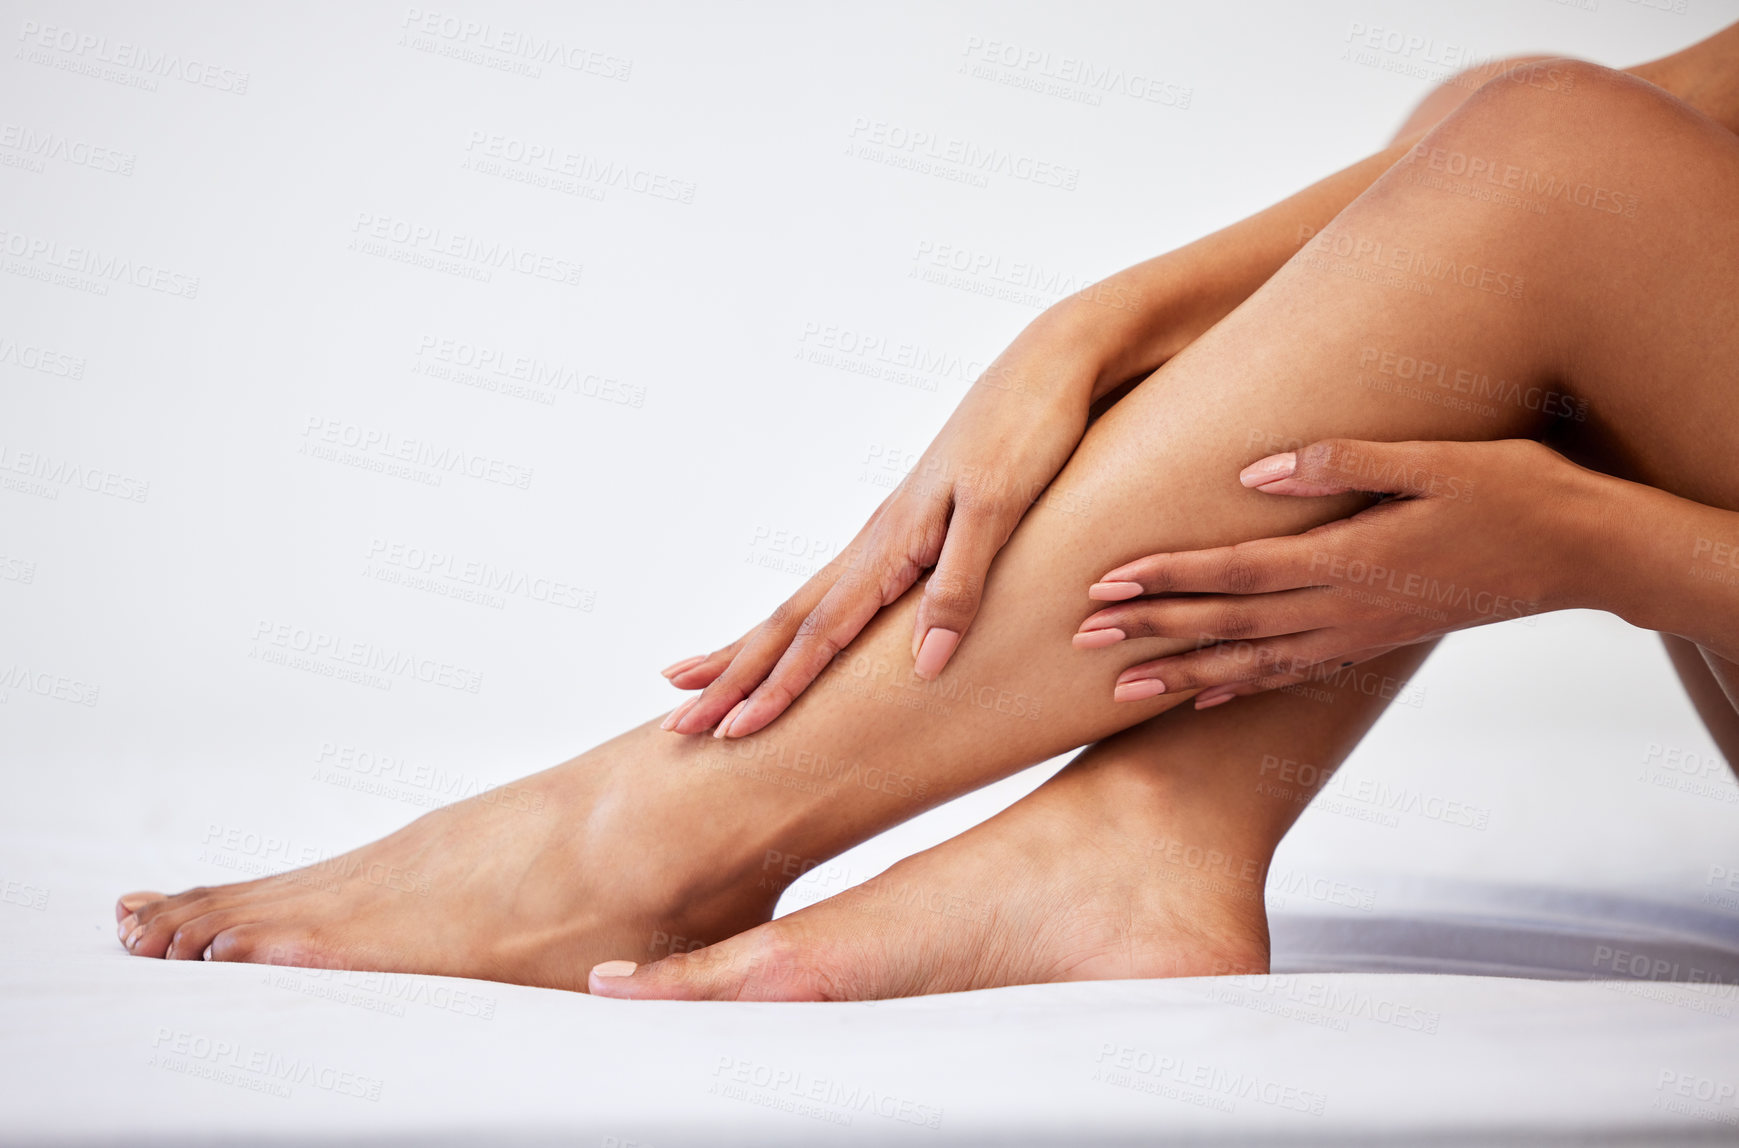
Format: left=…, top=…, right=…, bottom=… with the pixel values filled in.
left=590, top=59, right=1739, bottom=1000
left=116, top=40, right=1739, bottom=1001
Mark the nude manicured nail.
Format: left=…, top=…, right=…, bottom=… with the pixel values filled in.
left=714, top=699, right=748, bottom=739
left=913, top=628, right=961, bottom=680
left=592, top=960, right=637, bottom=978
left=1195, top=688, right=1238, bottom=709
left=660, top=697, right=699, bottom=732
left=1240, top=452, right=1297, bottom=488
left=1072, top=628, right=1126, bottom=650
left=661, top=656, right=705, bottom=679
left=1113, top=678, right=1166, bottom=702
left=1088, top=581, right=1143, bottom=601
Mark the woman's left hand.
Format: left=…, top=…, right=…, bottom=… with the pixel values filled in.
left=1077, top=438, right=1601, bottom=707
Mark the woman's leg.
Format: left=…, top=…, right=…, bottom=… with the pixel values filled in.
left=592, top=60, right=1739, bottom=999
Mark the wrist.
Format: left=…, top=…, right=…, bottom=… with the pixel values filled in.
left=1563, top=467, right=1690, bottom=631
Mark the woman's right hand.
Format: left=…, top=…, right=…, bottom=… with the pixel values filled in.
left=660, top=320, right=1099, bottom=740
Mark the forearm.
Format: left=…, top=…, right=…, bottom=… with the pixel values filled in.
left=1585, top=475, right=1739, bottom=668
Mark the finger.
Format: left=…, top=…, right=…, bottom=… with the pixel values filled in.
left=1194, top=642, right=1403, bottom=707
left=721, top=562, right=915, bottom=739
left=1093, top=536, right=1320, bottom=599
left=668, top=559, right=852, bottom=734
left=911, top=501, right=1018, bottom=679
left=670, top=606, right=814, bottom=735
left=1112, top=631, right=1349, bottom=699
left=1076, top=587, right=1342, bottom=647
left=1240, top=439, right=1462, bottom=499
left=660, top=655, right=706, bottom=679
left=664, top=640, right=745, bottom=690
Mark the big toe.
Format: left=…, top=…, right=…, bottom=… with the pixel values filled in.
left=115, top=891, right=165, bottom=923
left=588, top=929, right=839, bottom=1001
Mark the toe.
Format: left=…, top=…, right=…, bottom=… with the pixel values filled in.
left=205, top=923, right=269, bottom=963
left=124, top=891, right=230, bottom=958
left=165, top=909, right=250, bottom=961
left=589, top=927, right=839, bottom=1001
left=116, top=891, right=165, bottom=922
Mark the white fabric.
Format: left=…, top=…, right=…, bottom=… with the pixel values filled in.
left=7, top=1, right=1739, bottom=1142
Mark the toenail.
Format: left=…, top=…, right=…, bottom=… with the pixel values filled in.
left=117, top=915, right=137, bottom=941
left=125, top=926, right=144, bottom=950
left=202, top=945, right=213, bottom=961
left=591, top=960, right=637, bottom=978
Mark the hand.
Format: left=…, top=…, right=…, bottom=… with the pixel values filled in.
left=660, top=331, right=1094, bottom=739
left=1076, top=438, right=1599, bottom=707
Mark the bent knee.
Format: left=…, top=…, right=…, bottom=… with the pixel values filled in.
left=1444, top=59, right=1703, bottom=153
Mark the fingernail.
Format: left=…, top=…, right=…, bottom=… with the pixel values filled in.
left=1195, top=688, right=1237, bottom=709
left=1088, top=581, right=1143, bottom=601
left=1072, top=628, right=1126, bottom=650
left=913, top=628, right=961, bottom=680
left=714, top=699, right=748, bottom=739
left=660, top=696, right=698, bottom=732
left=661, top=656, right=705, bottom=679
left=1240, top=452, right=1296, bottom=488
left=1113, top=678, right=1166, bottom=702
left=591, top=960, right=637, bottom=978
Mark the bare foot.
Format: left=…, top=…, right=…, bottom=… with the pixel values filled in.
left=112, top=724, right=811, bottom=990
left=586, top=752, right=1274, bottom=1001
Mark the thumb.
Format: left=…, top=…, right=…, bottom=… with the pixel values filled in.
left=1239, top=439, right=1460, bottom=499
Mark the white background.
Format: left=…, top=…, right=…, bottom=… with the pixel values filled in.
left=5, top=1, right=1739, bottom=1141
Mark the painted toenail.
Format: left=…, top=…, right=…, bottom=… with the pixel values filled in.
left=591, top=960, right=637, bottom=978
left=118, top=915, right=137, bottom=941
left=125, top=926, right=144, bottom=950
left=202, top=946, right=213, bottom=961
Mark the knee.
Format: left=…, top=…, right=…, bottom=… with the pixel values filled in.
left=1436, top=59, right=1693, bottom=157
